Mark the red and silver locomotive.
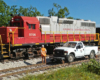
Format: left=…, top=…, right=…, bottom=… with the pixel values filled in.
left=0, top=16, right=98, bottom=59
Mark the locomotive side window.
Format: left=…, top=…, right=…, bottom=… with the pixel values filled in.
left=28, top=24, right=31, bottom=29
left=28, top=24, right=35, bottom=29
left=32, top=24, right=35, bottom=29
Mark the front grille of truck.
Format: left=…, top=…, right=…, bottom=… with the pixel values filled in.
left=54, top=49, right=64, bottom=56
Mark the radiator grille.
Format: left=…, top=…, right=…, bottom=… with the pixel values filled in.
left=55, top=49, right=64, bottom=56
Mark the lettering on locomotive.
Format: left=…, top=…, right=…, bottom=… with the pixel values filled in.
left=29, top=33, right=36, bottom=36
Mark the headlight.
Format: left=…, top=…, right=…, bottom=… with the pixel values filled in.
left=64, top=53, right=67, bottom=55
left=64, top=51, right=68, bottom=55
left=53, top=49, right=55, bottom=54
left=53, top=52, right=55, bottom=54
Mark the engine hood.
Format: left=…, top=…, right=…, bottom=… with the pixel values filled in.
left=55, top=47, right=74, bottom=51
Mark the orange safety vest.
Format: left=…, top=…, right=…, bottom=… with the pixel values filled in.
left=41, top=48, right=46, bottom=57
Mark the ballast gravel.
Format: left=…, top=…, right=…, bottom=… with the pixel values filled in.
left=0, top=56, right=50, bottom=70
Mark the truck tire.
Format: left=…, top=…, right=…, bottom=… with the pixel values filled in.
left=67, top=54, right=74, bottom=63
left=89, top=51, right=95, bottom=59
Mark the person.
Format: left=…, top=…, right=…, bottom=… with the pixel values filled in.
left=41, top=45, right=47, bottom=63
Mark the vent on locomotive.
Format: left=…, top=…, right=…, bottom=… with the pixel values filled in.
left=58, top=20, right=73, bottom=24
left=81, top=22, right=95, bottom=27
left=39, top=18, right=50, bottom=24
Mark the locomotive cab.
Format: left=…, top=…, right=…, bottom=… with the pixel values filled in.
left=9, top=16, right=41, bottom=44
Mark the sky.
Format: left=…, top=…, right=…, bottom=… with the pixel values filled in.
left=3, top=0, right=100, bottom=27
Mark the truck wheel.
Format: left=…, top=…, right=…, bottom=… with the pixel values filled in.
left=89, top=51, right=95, bottom=59
left=67, top=54, right=74, bottom=63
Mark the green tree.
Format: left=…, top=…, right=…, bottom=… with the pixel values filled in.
left=18, top=6, right=43, bottom=17
left=48, top=8, right=55, bottom=16
left=18, top=6, right=24, bottom=16
left=48, top=3, right=73, bottom=18
left=0, top=0, right=11, bottom=26
left=67, top=17, right=73, bottom=19
left=10, top=5, right=18, bottom=15
left=0, top=0, right=43, bottom=26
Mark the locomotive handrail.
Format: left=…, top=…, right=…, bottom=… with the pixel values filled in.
left=94, top=33, right=97, bottom=41
left=40, top=29, right=98, bottom=42
left=73, top=32, right=75, bottom=41
left=0, top=35, right=3, bottom=54
left=53, top=32, right=55, bottom=43
left=84, top=32, right=87, bottom=41
left=67, top=32, right=69, bottom=41
left=94, top=34, right=95, bottom=41
left=41, top=30, right=92, bottom=33
left=97, top=33, right=99, bottom=41
left=60, top=32, right=62, bottom=42
left=45, top=32, right=46, bottom=43
left=79, top=32, right=81, bottom=41
left=94, top=33, right=99, bottom=41
left=90, top=34, right=91, bottom=41
left=12, top=32, right=14, bottom=46
left=8, top=32, right=11, bottom=56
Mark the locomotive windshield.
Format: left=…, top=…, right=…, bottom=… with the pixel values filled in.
left=13, top=22, right=20, bottom=27
left=10, top=22, right=23, bottom=27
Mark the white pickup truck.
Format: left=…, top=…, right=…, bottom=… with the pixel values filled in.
left=50, top=41, right=99, bottom=62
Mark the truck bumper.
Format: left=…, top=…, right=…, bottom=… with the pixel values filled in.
left=95, top=52, right=100, bottom=58
left=49, top=55, right=68, bottom=60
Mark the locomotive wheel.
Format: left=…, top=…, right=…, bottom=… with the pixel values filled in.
left=67, top=54, right=74, bottom=63
left=23, top=52, right=29, bottom=59
left=88, top=51, right=95, bottom=59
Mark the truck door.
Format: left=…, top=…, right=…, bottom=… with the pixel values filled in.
left=76, top=43, right=84, bottom=57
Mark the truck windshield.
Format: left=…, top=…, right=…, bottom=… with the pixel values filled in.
left=63, top=42, right=77, bottom=48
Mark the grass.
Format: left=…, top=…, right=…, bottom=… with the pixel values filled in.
left=19, top=60, right=100, bottom=80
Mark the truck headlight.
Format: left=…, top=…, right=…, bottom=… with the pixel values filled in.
left=64, top=53, right=67, bottom=55
left=64, top=51, right=68, bottom=55
left=53, top=52, right=55, bottom=54
left=53, top=49, right=55, bottom=54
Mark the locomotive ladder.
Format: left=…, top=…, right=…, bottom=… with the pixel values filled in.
left=0, top=35, right=9, bottom=58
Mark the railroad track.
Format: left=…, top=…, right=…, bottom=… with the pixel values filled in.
left=0, top=57, right=100, bottom=80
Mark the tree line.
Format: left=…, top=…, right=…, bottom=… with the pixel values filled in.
left=0, top=0, right=73, bottom=27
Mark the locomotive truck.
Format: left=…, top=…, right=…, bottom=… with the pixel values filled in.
left=0, top=15, right=99, bottom=59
